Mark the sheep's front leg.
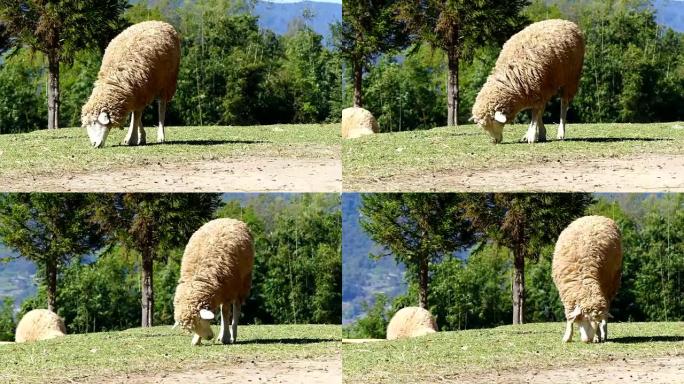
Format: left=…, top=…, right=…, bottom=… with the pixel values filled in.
left=192, top=333, right=202, bottom=346
left=562, top=319, right=574, bottom=342
left=157, top=99, right=166, bottom=143
left=135, top=109, right=146, bottom=145
left=599, top=319, right=608, bottom=342
left=123, top=112, right=138, bottom=146
left=230, top=302, right=241, bottom=344
left=522, top=108, right=543, bottom=143
left=218, top=303, right=231, bottom=344
left=558, top=97, right=569, bottom=140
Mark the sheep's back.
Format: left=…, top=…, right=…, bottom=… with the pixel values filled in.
left=15, top=309, right=66, bottom=343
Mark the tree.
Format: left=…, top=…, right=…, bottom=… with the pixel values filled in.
left=0, top=194, right=103, bottom=312
left=360, top=193, right=475, bottom=309
left=395, top=0, right=529, bottom=126
left=339, top=0, right=408, bottom=107
left=0, top=0, right=128, bottom=129
left=90, top=194, right=221, bottom=327
left=463, top=193, right=593, bottom=324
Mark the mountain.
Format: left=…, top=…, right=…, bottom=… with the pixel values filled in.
left=254, top=1, right=341, bottom=38
left=0, top=246, right=36, bottom=311
left=342, top=194, right=407, bottom=324
left=654, top=0, right=684, bottom=32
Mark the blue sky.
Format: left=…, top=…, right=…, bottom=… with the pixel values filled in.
left=264, top=0, right=341, bottom=3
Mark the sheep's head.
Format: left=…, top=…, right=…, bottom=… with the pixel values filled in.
left=473, top=111, right=507, bottom=144
left=568, top=306, right=608, bottom=343
left=84, top=111, right=112, bottom=148
left=173, top=284, right=215, bottom=346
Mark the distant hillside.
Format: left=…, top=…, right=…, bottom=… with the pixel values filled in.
left=254, top=1, right=341, bottom=38
left=654, top=0, right=684, bottom=32
left=342, top=194, right=406, bottom=324
left=0, top=246, right=36, bottom=310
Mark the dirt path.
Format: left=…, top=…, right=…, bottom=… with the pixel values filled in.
left=100, top=358, right=340, bottom=384
left=6, top=158, right=341, bottom=192
left=347, top=154, right=683, bottom=192
left=480, top=356, right=684, bottom=384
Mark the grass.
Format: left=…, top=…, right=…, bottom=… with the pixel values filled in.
left=0, top=324, right=340, bottom=384
left=343, top=122, right=684, bottom=188
left=342, top=322, right=684, bottom=383
left=0, top=124, right=340, bottom=176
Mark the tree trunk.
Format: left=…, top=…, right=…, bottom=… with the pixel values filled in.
left=446, top=46, right=459, bottom=127
left=418, top=255, right=429, bottom=309
left=353, top=59, right=363, bottom=108
left=512, top=249, right=525, bottom=325
left=47, top=51, right=60, bottom=129
left=141, top=250, right=154, bottom=327
left=46, top=259, right=57, bottom=313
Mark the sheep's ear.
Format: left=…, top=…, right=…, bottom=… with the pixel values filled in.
left=98, top=111, right=110, bottom=125
left=568, top=306, right=582, bottom=320
left=494, top=111, right=507, bottom=124
left=199, top=309, right=214, bottom=320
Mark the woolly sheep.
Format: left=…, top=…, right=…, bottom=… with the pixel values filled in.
left=472, top=19, right=585, bottom=144
left=386, top=307, right=438, bottom=340
left=552, top=215, right=622, bottom=343
left=15, top=309, right=66, bottom=343
left=173, top=218, right=254, bottom=346
left=81, top=21, right=180, bottom=148
left=341, top=107, right=379, bottom=139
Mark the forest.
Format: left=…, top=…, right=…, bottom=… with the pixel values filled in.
left=0, top=193, right=342, bottom=341
left=344, top=193, right=684, bottom=338
left=342, top=0, right=684, bottom=132
left=0, top=0, right=344, bottom=133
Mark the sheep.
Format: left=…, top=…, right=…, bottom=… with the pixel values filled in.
left=552, top=215, right=622, bottom=343
left=386, top=306, right=438, bottom=340
left=15, top=309, right=66, bottom=343
left=472, top=19, right=585, bottom=144
left=341, top=107, right=379, bottom=139
left=173, top=218, right=254, bottom=346
left=81, top=21, right=181, bottom=148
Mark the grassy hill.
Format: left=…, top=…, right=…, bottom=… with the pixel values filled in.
left=0, top=324, right=340, bottom=384
left=343, top=322, right=684, bottom=383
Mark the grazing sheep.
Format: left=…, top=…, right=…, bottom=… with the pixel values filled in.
left=342, top=107, right=379, bottom=139
left=173, top=218, right=254, bottom=346
left=81, top=21, right=181, bottom=148
left=472, top=19, right=585, bottom=143
left=386, top=307, right=438, bottom=340
left=15, top=309, right=66, bottom=343
left=552, top=215, right=622, bottom=343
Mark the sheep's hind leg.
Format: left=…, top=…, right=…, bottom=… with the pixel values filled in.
left=537, top=106, right=547, bottom=142
left=558, top=97, right=569, bottom=140
left=157, top=99, right=166, bottom=143
left=230, top=302, right=241, bottom=344
left=218, top=303, right=231, bottom=344
left=599, top=319, right=608, bottom=342
left=562, top=320, right=574, bottom=342
left=122, top=112, right=138, bottom=146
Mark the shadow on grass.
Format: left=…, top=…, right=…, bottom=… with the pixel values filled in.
left=236, top=338, right=339, bottom=345
left=499, top=137, right=672, bottom=145
left=610, top=336, right=684, bottom=343
left=112, top=139, right=267, bottom=147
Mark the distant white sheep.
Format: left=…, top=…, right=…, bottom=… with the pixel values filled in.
left=552, top=215, right=622, bottom=343
left=81, top=21, right=181, bottom=148
left=173, top=218, right=254, bottom=346
left=386, top=307, right=437, bottom=340
left=15, top=309, right=66, bottom=343
left=472, top=19, right=585, bottom=143
left=341, top=107, right=379, bottom=139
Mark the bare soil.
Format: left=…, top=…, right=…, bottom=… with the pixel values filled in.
left=348, top=154, right=683, bottom=192
left=98, top=358, right=341, bottom=384
left=4, top=157, right=341, bottom=192
left=481, top=356, right=684, bottom=384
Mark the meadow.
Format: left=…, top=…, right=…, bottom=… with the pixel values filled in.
left=0, top=324, right=340, bottom=384
left=343, top=122, right=684, bottom=192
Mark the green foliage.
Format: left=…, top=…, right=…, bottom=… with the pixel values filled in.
left=343, top=293, right=390, bottom=339
left=0, top=298, right=15, bottom=341
left=0, top=52, right=46, bottom=133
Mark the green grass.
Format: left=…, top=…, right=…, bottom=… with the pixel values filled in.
left=0, top=124, right=340, bottom=176
left=343, top=122, right=684, bottom=187
left=343, top=322, right=684, bottom=383
left=0, top=324, right=340, bottom=384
